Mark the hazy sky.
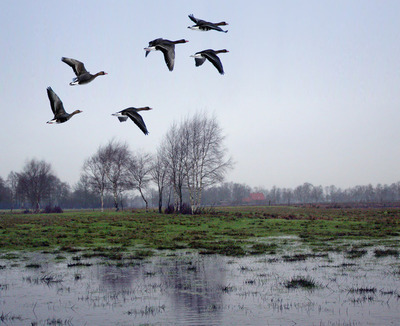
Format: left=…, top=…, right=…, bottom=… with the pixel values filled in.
left=1, top=1, right=400, bottom=189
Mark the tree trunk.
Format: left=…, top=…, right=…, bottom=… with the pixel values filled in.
left=158, top=190, right=163, bottom=213
left=138, top=187, right=148, bottom=211
left=113, top=193, right=119, bottom=211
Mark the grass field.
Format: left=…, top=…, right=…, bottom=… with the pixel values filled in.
left=0, top=206, right=399, bottom=257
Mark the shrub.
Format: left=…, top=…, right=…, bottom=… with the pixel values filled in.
left=180, top=203, right=192, bottom=215
left=42, top=205, right=63, bottom=214
left=164, top=204, right=175, bottom=214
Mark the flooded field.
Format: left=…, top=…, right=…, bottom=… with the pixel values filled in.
left=1, top=237, right=399, bottom=326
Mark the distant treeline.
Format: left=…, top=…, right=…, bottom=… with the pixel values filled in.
left=201, top=182, right=400, bottom=207
left=1, top=166, right=400, bottom=210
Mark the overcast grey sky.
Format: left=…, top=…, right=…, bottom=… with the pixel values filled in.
left=1, top=1, right=400, bottom=189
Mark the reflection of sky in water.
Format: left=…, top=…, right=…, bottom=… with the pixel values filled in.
left=0, top=247, right=399, bottom=325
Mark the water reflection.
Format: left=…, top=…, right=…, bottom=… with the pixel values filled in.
left=0, top=247, right=399, bottom=325
left=159, top=256, right=225, bottom=325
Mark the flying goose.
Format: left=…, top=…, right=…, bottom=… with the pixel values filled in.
left=144, top=38, right=188, bottom=71
left=61, top=57, right=107, bottom=85
left=46, top=87, right=82, bottom=124
left=188, top=14, right=228, bottom=33
left=112, top=107, right=152, bottom=135
left=190, top=49, right=229, bottom=75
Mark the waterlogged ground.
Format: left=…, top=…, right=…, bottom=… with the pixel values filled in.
left=1, top=237, right=399, bottom=326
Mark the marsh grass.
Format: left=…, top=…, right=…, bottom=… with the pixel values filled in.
left=374, top=248, right=399, bottom=257
left=284, top=276, right=320, bottom=290
left=24, top=273, right=63, bottom=285
left=348, top=287, right=377, bottom=294
left=0, top=312, right=22, bottom=323
left=345, top=248, right=368, bottom=259
left=0, top=207, right=399, bottom=256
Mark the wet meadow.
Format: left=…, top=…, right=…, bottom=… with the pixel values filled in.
left=0, top=206, right=399, bottom=325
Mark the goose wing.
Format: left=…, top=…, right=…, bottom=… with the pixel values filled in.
left=202, top=23, right=225, bottom=32
left=124, top=108, right=149, bottom=135
left=61, top=57, right=88, bottom=76
left=157, top=43, right=175, bottom=71
left=188, top=14, right=201, bottom=24
left=194, top=56, right=207, bottom=67
left=188, top=14, right=224, bottom=31
left=47, top=87, right=66, bottom=115
left=203, top=51, right=224, bottom=74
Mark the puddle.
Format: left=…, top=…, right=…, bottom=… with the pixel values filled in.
left=0, top=245, right=399, bottom=325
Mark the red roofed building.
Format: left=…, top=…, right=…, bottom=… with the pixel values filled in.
left=243, top=192, right=266, bottom=203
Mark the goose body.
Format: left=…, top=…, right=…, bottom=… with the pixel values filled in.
left=61, top=57, right=107, bottom=85
left=188, top=14, right=228, bottom=33
left=144, top=38, right=188, bottom=71
left=191, top=49, right=229, bottom=75
left=112, top=107, right=152, bottom=135
left=46, top=87, right=82, bottom=124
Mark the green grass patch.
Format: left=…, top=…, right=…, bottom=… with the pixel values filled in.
left=0, top=207, right=399, bottom=256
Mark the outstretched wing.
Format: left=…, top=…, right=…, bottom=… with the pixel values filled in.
left=202, top=23, right=225, bottom=32
left=203, top=51, right=224, bottom=74
left=47, top=87, right=66, bottom=115
left=124, top=108, right=149, bottom=135
left=157, top=44, right=175, bottom=71
left=61, top=57, right=88, bottom=76
left=188, top=14, right=200, bottom=24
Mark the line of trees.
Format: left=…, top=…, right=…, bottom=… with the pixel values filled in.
left=2, top=111, right=400, bottom=211
left=3, top=165, right=400, bottom=211
left=0, top=112, right=233, bottom=212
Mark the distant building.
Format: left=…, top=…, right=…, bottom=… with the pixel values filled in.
left=243, top=192, right=266, bottom=204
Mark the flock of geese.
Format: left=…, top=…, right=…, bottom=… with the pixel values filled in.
left=46, top=14, right=229, bottom=135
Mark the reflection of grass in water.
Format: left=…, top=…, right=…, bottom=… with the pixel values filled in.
left=31, top=318, right=73, bottom=326
left=349, top=287, right=377, bottom=294
left=348, top=287, right=377, bottom=304
left=126, top=304, right=166, bottom=317
left=67, top=262, right=92, bottom=267
left=24, top=273, right=63, bottom=285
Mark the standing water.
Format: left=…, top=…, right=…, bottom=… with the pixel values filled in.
left=0, top=244, right=399, bottom=325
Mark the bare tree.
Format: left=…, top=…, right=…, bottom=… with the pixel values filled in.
left=72, top=175, right=98, bottom=208
left=232, top=182, right=251, bottom=205
left=150, top=147, right=169, bottom=213
left=46, top=176, right=70, bottom=207
left=128, top=151, right=153, bottom=211
left=163, top=122, right=186, bottom=211
left=0, top=177, right=9, bottom=208
left=82, top=149, right=109, bottom=212
left=16, top=159, right=54, bottom=212
left=102, top=140, right=131, bottom=211
left=6, top=172, right=18, bottom=211
left=180, top=112, right=233, bottom=211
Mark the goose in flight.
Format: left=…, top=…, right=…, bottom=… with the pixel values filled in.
left=144, top=38, right=188, bottom=71
left=46, top=87, right=82, bottom=124
left=188, top=14, right=228, bottom=33
left=190, top=49, right=229, bottom=75
left=61, top=57, right=107, bottom=85
left=112, top=107, right=152, bottom=135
